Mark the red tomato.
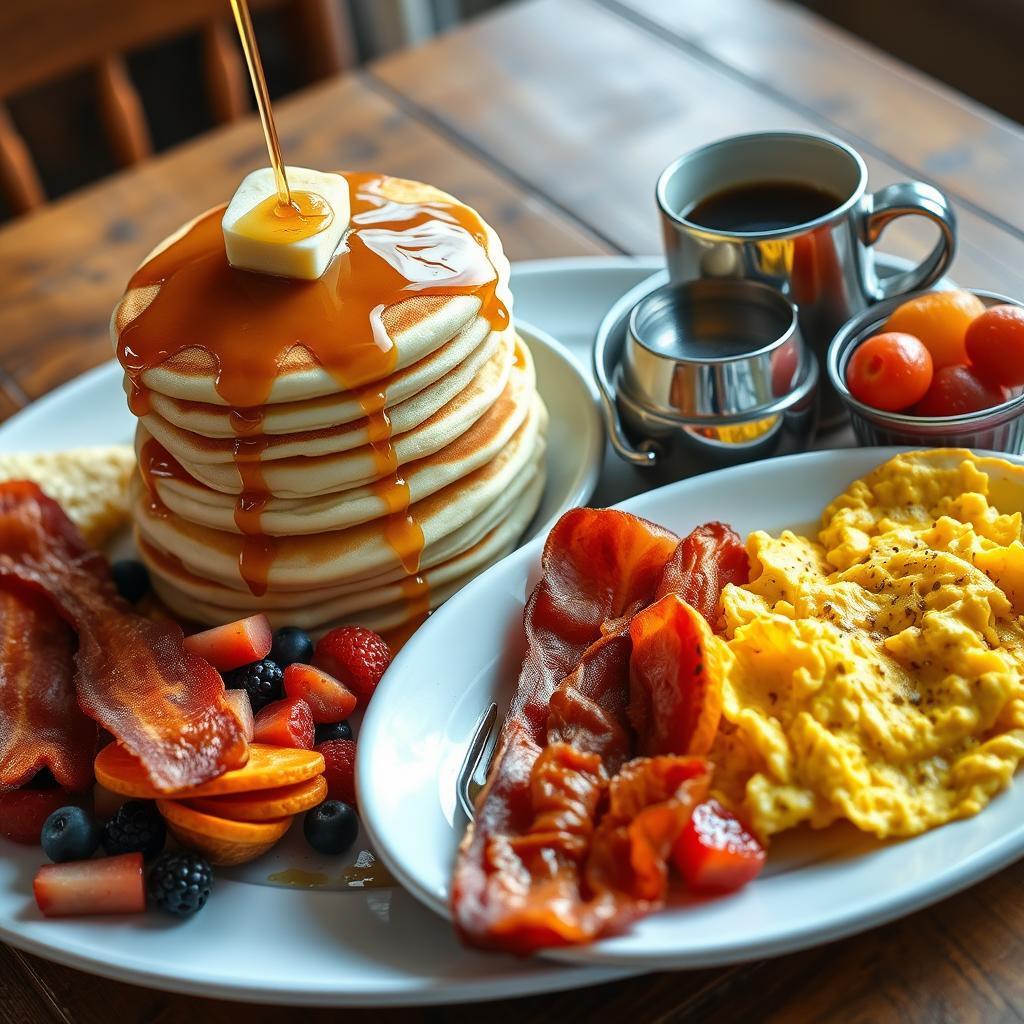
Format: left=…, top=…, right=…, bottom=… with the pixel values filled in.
left=965, top=304, right=1024, bottom=388
left=913, top=365, right=1009, bottom=417
left=672, top=799, right=765, bottom=893
left=845, top=332, right=933, bottom=412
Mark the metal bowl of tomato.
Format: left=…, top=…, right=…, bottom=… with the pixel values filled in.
left=827, top=288, right=1024, bottom=452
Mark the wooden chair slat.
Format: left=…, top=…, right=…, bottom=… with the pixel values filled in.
left=0, top=0, right=357, bottom=214
left=0, top=102, right=44, bottom=214
left=293, top=0, right=353, bottom=78
left=203, top=20, right=249, bottom=124
left=96, top=54, right=153, bottom=167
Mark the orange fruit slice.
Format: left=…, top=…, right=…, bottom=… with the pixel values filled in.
left=185, top=775, right=328, bottom=822
left=157, top=799, right=292, bottom=866
left=96, top=742, right=324, bottom=799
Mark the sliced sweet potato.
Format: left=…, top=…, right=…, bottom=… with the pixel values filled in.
left=185, top=775, right=327, bottom=822
left=157, top=799, right=292, bottom=866
left=95, top=742, right=323, bottom=799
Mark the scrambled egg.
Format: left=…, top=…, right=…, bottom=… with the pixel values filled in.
left=711, top=449, right=1024, bottom=840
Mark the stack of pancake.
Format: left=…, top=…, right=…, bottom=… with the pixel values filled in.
left=113, top=175, right=548, bottom=636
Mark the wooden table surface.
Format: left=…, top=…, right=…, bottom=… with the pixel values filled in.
left=3, top=0, right=1024, bottom=1020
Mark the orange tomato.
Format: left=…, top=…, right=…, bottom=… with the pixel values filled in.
left=885, top=289, right=986, bottom=368
left=965, top=304, right=1024, bottom=388
left=846, top=332, right=933, bottom=412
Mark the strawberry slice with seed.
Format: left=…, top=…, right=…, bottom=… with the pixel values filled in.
left=283, top=663, right=357, bottom=723
left=253, top=698, right=314, bottom=750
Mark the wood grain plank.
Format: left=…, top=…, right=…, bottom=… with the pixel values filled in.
left=0, top=372, right=27, bottom=423
left=12, top=948, right=748, bottom=1024
left=370, top=0, right=1024, bottom=298
left=606, top=0, right=1024, bottom=239
left=0, top=944, right=65, bottom=1024
left=0, top=72, right=606, bottom=402
left=692, top=862, right=1024, bottom=1024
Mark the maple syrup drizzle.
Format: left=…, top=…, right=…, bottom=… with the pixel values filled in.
left=118, top=173, right=507, bottom=608
left=380, top=575, right=432, bottom=653
left=235, top=192, right=334, bottom=245
left=229, top=0, right=291, bottom=207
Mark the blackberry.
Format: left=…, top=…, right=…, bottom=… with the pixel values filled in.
left=149, top=852, right=213, bottom=917
left=102, top=799, right=166, bottom=858
left=270, top=626, right=313, bottom=669
left=224, top=658, right=283, bottom=711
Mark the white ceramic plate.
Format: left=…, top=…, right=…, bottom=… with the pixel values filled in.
left=0, top=262, right=623, bottom=1006
left=359, top=446, right=1024, bottom=970
left=0, top=254, right=953, bottom=1002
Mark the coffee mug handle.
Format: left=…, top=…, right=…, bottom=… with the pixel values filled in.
left=861, top=181, right=957, bottom=302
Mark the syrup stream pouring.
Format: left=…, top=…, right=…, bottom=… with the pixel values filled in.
left=229, top=0, right=291, bottom=207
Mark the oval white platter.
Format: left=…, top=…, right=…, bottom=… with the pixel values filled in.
left=0, top=261, right=622, bottom=1007
left=359, top=446, right=1024, bottom=970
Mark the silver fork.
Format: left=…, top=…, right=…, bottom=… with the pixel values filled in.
left=455, top=702, right=499, bottom=820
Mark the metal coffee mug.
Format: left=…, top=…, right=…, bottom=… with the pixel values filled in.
left=656, top=131, right=957, bottom=425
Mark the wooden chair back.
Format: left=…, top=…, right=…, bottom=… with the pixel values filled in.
left=0, top=0, right=353, bottom=215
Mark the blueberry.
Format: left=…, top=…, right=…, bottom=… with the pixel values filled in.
left=111, top=560, right=150, bottom=603
left=41, top=806, right=101, bottom=863
left=303, top=800, right=358, bottom=856
left=103, top=799, right=166, bottom=858
left=270, top=626, right=314, bottom=669
left=149, top=852, right=213, bottom=917
left=314, top=720, right=353, bottom=744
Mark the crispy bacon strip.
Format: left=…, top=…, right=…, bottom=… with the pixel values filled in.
left=627, top=523, right=747, bottom=757
left=453, top=509, right=743, bottom=953
left=509, top=508, right=679, bottom=743
left=629, top=596, right=727, bottom=758
left=655, top=521, right=749, bottom=623
left=0, top=482, right=246, bottom=792
left=584, top=756, right=709, bottom=905
left=0, top=585, right=96, bottom=790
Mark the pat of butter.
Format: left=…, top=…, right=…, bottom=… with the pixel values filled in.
left=222, top=167, right=350, bottom=280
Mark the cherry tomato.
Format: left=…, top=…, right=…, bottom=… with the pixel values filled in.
left=965, top=304, right=1024, bottom=388
left=913, top=365, right=1009, bottom=417
left=885, top=289, right=985, bottom=368
left=672, top=800, right=765, bottom=893
left=845, top=332, right=933, bottom=412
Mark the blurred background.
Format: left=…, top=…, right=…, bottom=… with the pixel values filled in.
left=1, top=0, right=1017, bottom=223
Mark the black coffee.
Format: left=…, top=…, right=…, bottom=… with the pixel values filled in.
left=684, top=180, right=843, bottom=232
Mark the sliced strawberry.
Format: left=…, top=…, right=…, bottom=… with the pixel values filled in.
left=283, top=663, right=357, bottom=723
left=0, top=788, right=77, bottom=845
left=672, top=799, right=765, bottom=893
left=313, top=627, right=391, bottom=704
left=253, top=698, right=314, bottom=750
left=33, top=852, right=145, bottom=917
left=223, top=688, right=255, bottom=743
left=183, top=614, right=272, bottom=672
left=316, top=739, right=357, bottom=807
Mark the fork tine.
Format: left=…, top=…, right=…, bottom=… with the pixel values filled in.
left=456, top=702, right=498, bottom=820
